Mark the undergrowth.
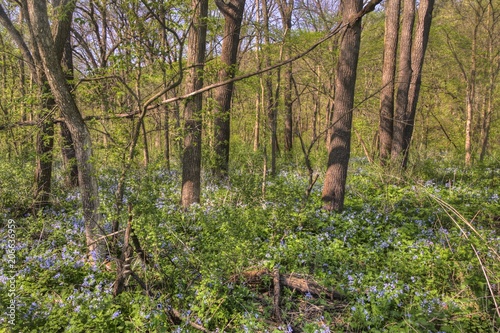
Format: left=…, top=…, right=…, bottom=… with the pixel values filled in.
left=0, top=159, right=499, bottom=332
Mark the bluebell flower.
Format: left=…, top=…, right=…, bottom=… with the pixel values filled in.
left=111, top=310, right=121, bottom=319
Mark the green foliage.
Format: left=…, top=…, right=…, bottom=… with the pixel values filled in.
left=1, top=159, right=499, bottom=332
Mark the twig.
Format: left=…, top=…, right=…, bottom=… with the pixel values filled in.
left=168, top=308, right=209, bottom=332
left=273, top=268, right=282, bottom=322
left=471, top=244, right=500, bottom=320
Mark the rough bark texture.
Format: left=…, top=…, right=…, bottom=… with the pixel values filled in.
left=33, top=100, right=54, bottom=210
left=213, top=0, right=245, bottom=177
left=402, top=0, right=435, bottom=167
left=61, top=36, right=79, bottom=187
left=232, top=269, right=345, bottom=300
left=391, top=0, right=415, bottom=164
left=321, top=0, right=363, bottom=212
left=181, top=0, right=209, bottom=207
left=278, top=0, right=294, bottom=153
left=261, top=0, right=279, bottom=176
left=1, top=3, right=50, bottom=210
left=27, top=0, right=103, bottom=259
left=480, top=2, right=499, bottom=161
left=1, top=1, right=75, bottom=210
left=60, top=121, right=78, bottom=187
left=378, top=0, right=400, bottom=163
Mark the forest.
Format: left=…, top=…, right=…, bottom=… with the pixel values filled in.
left=0, top=0, right=499, bottom=332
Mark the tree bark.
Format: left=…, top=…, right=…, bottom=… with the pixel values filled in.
left=322, top=0, right=363, bottom=212
left=33, top=97, right=54, bottom=210
left=480, top=1, right=499, bottom=161
left=278, top=0, right=294, bottom=153
left=61, top=35, right=78, bottom=188
left=391, top=0, right=415, bottom=164
left=181, top=0, right=209, bottom=207
left=27, top=0, right=103, bottom=259
left=213, top=0, right=245, bottom=178
left=1, top=3, right=52, bottom=211
left=261, top=0, right=279, bottom=176
left=402, top=0, right=435, bottom=168
left=378, top=0, right=400, bottom=163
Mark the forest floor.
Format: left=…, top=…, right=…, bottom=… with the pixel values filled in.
left=0, top=158, right=499, bottom=332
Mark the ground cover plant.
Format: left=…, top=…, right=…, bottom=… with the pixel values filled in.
left=1, top=158, right=499, bottom=332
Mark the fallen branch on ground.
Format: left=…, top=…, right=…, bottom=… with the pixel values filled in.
left=232, top=269, right=345, bottom=301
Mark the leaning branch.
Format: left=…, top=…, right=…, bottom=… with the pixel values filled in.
left=161, top=0, right=383, bottom=106
left=349, top=0, right=384, bottom=26
left=161, top=22, right=346, bottom=105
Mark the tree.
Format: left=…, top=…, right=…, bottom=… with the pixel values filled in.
left=388, top=0, right=435, bottom=168
left=480, top=0, right=500, bottom=161
left=181, top=0, right=209, bottom=207
left=26, top=0, right=103, bottom=258
left=321, top=0, right=364, bottom=212
left=0, top=3, right=53, bottom=210
left=378, top=0, right=400, bottom=163
left=213, top=0, right=246, bottom=178
left=277, top=0, right=294, bottom=153
left=444, top=0, right=500, bottom=165
left=61, top=36, right=79, bottom=188
left=391, top=0, right=415, bottom=164
left=402, top=0, right=435, bottom=167
left=261, top=0, right=280, bottom=176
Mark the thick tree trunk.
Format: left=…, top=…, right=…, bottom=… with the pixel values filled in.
left=391, top=0, right=415, bottom=164
left=27, top=0, right=103, bottom=259
left=181, top=0, right=208, bottom=207
left=213, top=0, right=245, bottom=178
left=378, top=0, right=400, bottom=163
left=402, top=0, right=435, bottom=168
left=322, top=0, right=363, bottom=212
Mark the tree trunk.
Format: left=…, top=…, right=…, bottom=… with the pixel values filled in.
left=1, top=3, right=53, bottom=211
left=60, top=121, right=79, bottom=187
left=480, top=1, right=499, bottom=161
left=464, top=22, right=479, bottom=167
left=378, top=0, right=400, bottom=163
left=253, top=92, right=260, bottom=152
left=33, top=98, right=54, bottom=210
left=164, top=104, right=171, bottom=169
left=402, top=0, right=435, bottom=168
left=278, top=0, right=294, bottom=153
left=27, top=0, right=103, bottom=259
left=61, top=35, right=78, bottom=187
left=259, top=0, right=280, bottom=176
left=213, top=0, right=245, bottom=178
left=391, top=0, right=415, bottom=164
left=322, top=0, right=363, bottom=212
left=181, top=0, right=209, bottom=207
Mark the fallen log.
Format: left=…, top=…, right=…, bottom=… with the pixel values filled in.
left=233, top=269, right=345, bottom=301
